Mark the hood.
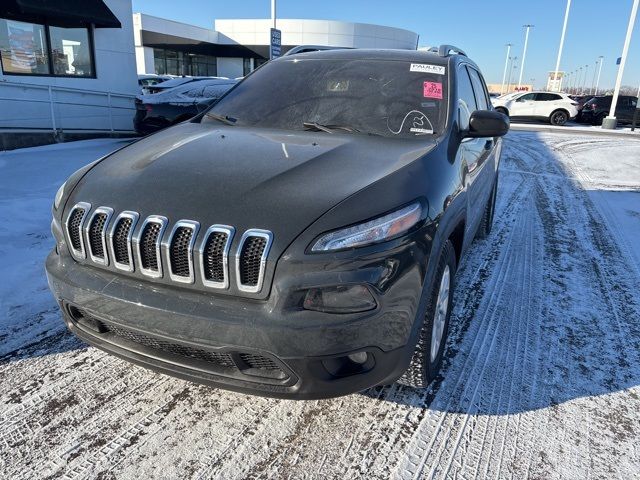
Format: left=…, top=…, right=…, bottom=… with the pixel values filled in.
left=68, top=122, right=436, bottom=258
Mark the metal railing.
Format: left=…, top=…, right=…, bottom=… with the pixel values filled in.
left=0, top=80, right=137, bottom=132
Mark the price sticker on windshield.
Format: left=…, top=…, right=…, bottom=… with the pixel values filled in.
left=423, top=81, right=443, bottom=99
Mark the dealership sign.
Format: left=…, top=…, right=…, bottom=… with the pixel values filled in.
left=270, top=28, right=281, bottom=59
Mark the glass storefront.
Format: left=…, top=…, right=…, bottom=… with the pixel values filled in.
left=0, top=19, right=94, bottom=77
left=153, top=48, right=218, bottom=77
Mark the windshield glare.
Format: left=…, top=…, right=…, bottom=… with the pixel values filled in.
left=203, top=58, right=448, bottom=138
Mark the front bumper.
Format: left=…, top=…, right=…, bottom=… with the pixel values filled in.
left=46, top=240, right=427, bottom=399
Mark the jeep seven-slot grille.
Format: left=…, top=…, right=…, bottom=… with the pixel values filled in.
left=203, top=231, right=228, bottom=283
left=239, top=236, right=267, bottom=286
left=88, top=213, right=108, bottom=258
left=140, top=222, right=162, bottom=271
left=113, top=217, right=133, bottom=265
left=169, top=226, right=194, bottom=277
left=67, top=204, right=272, bottom=293
left=68, top=208, right=86, bottom=251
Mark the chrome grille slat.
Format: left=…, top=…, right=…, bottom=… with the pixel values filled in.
left=65, top=202, right=91, bottom=259
left=163, top=220, right=199, bottom=284
left=133, top=215, right=168, bottom=278
left=84, top=207, right=113, bottom=265
left=235, top=229, right=273, bottom=293
left=107, top=211, right=139, bottom=272
left=198, top=225, right=235, bottom=289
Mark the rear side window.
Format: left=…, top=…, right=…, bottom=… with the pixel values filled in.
left=467, top=67, right=490, bottom=110
left=457, top=66, right=478, bottom=130
left=536, top=93, right=561, bottom=101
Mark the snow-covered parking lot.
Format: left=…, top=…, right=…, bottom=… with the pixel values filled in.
left=1, top=131, right=640, bottom=479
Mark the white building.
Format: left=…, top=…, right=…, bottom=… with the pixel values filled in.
left=134, top=15, right=419, bottom=79
left=0, top=0, right=138, bottom=137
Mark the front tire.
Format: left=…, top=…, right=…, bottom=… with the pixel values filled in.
left=398, top=240, right=457, bottom=388
left=495, top=107, right=508, bottom=116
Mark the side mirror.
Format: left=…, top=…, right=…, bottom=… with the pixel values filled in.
left=466, top=110, right=510, bottom=138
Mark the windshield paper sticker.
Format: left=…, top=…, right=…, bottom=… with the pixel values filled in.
left=410, top=63, right=446, bottom=75
left=423, top=81, right=443, bottom=99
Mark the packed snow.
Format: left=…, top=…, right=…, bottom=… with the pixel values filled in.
left=1, top=131, right=639, bottom=479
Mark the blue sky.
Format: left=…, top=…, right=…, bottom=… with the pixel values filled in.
left=132, top=0, right=640, bottom=90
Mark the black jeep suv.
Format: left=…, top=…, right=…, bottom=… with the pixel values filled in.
left=46, top=46, right=508, bottom=399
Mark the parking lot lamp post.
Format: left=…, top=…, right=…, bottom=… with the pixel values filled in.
left=271, top=0, right=277, bottom=28
left=553, top=0, right=572, bottom=93
left=576, top=67, right=582, bottom=94
left=594, top=56, right=604, bottom=94
left=582, top=64, right=589, bottom=94
left=507, top=56, right=518, bottom=93
left=500, top=43, right=513, bottom=95
left=603, top=0, right=639, bottom=129
left=518, top=25, right=534, bottom=88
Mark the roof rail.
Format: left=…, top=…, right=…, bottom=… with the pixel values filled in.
left=431, top=44, right=467, bottom=57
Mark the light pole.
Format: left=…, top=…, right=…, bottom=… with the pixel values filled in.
left=553, top=0, right=572, bottom=92
left=594, top=56, right=604, bottom=95
left=582, top=64, right=589, bottom=94
left=271, top=0, right=277, bottom=28
left=518, top=25, right=534, bottom=88
left=604, top=0, right=639, bottom=129
left=500, top=43, right=513, bottom=95
left=576, top=67, right=583, bottom=94
left=507, top=56, right=518, bottom=93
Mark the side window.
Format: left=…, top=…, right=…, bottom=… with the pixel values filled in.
left=631, top=98, right=638, bottom=108
left=457, top=66, right=478, bottom=130
left=536, top=93, right=561, bottom=101
left=517, top=93, right=536, bottom=102
left=467, top=67, right=489, bottom=110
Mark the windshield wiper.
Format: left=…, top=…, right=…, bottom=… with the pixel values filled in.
left=205, top=112, right=237, bottom=126
left=303, top=121, right=360, bottom=134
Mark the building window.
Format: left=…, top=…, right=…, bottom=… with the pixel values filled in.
left=153, top=48, right=217, bottom=77
left=0, top=19, right=94, bottom=77
left=49, top=26, right=93, bottom=76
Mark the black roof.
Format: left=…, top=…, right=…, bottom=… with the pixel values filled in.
left=277, top=48, right=479, bottom=71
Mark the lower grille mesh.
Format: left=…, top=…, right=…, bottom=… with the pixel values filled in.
left=68, top=208, right=85, bottom=251
left=66, top=306, right=288, bottom=381
left=106, top=323, right=236, bottom=367
left=239, top=236, right=267, bottom=286
left=113, top=217, right=133, bottom=265
left=88, top=213, right=108, bottom=258
left=140, top=222, right=162, bottom=270
left=239, top=353, right=280, bottom=371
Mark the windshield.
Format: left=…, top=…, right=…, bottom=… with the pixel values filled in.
left=202, top=58, right=449, bottom=138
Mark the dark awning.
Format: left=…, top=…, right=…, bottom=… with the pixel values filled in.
left=0, top=0, right=121, bottom=28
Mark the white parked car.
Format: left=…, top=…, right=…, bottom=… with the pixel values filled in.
left=491, top=91, right=579, bottom=126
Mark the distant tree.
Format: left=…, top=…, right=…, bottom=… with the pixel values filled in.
left=618, top=85, right=638, bottom=96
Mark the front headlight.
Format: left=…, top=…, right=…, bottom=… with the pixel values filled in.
left=310, top=202, right=423, bottom=252
left=53, top=181, right=66, bottom=210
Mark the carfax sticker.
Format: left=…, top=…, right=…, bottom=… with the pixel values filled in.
left=423, top=81, right=443, bottom=99
left=410, top=63, right=446, bottom=75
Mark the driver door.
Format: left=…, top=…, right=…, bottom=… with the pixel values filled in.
left=511, top=92, right=537, bottom=117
